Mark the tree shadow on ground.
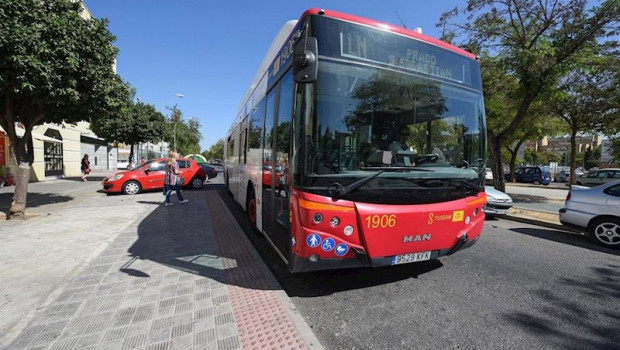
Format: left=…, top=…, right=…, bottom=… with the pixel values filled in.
left=64, top=176, right=107, bottom=182
left=510, top=227, right=620, bottom=256
left=0, top=192, right=73, bottom=212
left=503, top=263, right=620, bottom=349
left=125, top=186, right=278, bottom=291
left=508, top=193, right=552, bottom=203
left=123, top=184, right=443, bottom=294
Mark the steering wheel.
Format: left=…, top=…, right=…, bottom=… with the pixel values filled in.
left=415, top=153, right=439, bottom=165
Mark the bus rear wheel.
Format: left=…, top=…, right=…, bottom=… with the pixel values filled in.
left=246, top=187, right=260, bottom=235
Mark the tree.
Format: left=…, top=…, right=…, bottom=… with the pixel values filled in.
left=163, top=106, right=202, bottom=156
left=609, top=138, right=620, bottom=165
left=90, top=95, right=166, bottom=163
left=550, top=54, right=619, bottom=184
left=203, top=139, right=225, bottom=161
left=583, top=145, right=602, bottom=170
left=0, top=0, right=128, bottom=219
left=439, top=0, right=620, bottom=191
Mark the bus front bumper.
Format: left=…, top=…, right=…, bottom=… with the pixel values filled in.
left=290, top=234, right=478, bottom=273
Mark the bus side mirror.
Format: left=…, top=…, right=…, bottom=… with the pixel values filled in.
left=293, top=36, right=318, bottom=84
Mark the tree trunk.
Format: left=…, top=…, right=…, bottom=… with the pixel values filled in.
left=129, top=144, right=135, bottom=168
left=488, top=133, right=506, bottom=192
left=8, top=162, right=30, bottom=220
left=568, top=128, right=578, bottom=187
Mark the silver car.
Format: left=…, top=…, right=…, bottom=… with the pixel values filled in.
left=574, top=168, right=620, bottom=187
left=485, top=186, right=513, bottom=216
left=559, top=180, right=620, bottom=247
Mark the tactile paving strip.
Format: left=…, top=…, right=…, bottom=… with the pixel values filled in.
left=207, top=192, right=308, bottom=350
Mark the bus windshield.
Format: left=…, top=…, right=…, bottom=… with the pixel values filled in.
left=300, top=60, right=486, bottom=204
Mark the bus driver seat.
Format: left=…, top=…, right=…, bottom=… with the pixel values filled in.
left=365, top=150, right=392, bottom=166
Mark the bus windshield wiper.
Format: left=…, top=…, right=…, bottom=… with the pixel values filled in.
left=359, top=166, right=434, bottom=172
left=328, top=171, right=384, bottom=199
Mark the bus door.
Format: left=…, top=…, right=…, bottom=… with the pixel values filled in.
left=262, top=71, right=294, bottom=259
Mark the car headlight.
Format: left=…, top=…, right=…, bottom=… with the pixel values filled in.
left=486, top=195, right=497, bottom=203
left=108, top=174, right=124, bottom=181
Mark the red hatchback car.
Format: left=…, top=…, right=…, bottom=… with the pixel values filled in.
left=102, top=158, right=207, bottom=195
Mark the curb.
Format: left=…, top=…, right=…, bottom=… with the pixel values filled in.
left=500, top=210, right=581, bottom=233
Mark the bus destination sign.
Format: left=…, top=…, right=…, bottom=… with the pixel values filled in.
left=339, top=25, right=468, bottom=84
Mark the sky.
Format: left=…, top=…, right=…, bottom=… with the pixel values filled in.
left=83, top=0, right=463, bottom=151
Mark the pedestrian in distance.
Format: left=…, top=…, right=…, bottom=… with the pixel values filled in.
left=164, top=151, right=189, bottom=206
left=140, top=157, right=145, bottom=165
left=80, top=154, right=91, bottom=182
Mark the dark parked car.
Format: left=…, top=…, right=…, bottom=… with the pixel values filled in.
left=554, top=169, right=584, bottom=183
left=198, top=164, right=218, bottom=180
left=504, top=166, right=551, bottom=185
left=559, top=180, right=620, bottom=247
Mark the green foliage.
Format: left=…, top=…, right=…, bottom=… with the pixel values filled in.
left=609, top=139, right=620, bottom=166
left=438, top=0, right=620, bottom=190
left=90, top=97, right=166, bottom=148
left=0, top=0, right=128, bottom=164
left=164, top=106, right=202, bottom=156
left=523, top=149, right=562, bottom=166
left=584, top=145, right=602, bottom=170
left=203, top=139, right=225, bottom=161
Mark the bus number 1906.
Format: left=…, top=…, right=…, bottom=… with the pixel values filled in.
left=366, top=215, right=396, bottom=229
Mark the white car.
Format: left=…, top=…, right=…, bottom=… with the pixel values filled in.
left=485, top=167, right=493, bottom=180
left=117, top=159, right=130, bottom=170
left=485, top=186, right=513, bottom=216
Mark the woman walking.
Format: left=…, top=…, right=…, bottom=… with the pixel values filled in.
left=81, top=154, right=91, bottom=182
left=164, top=151, right=189, bottom=206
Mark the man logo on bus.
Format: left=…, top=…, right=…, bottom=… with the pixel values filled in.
left=403, top=234, right=431, bottom=243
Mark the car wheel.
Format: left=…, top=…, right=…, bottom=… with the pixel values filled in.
left=246, top=186, right=260, bottom=235
left=533, top=180, right=540, bottom=185
left=589, top=217, right=620, bottom=248
left=122, top=181, right=141, bottom=195
left=191, top=177, right=204, bottom=189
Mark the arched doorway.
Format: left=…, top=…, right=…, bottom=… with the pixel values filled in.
left=44, top=129, right=63, bottom=177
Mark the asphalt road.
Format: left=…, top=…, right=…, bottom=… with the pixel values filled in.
left=2, top=173, right=618, bottom=350
left=504, top=184, right=567, bottom=214
left=221, top=181, right=620, bottom=350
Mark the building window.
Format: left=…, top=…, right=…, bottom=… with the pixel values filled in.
left=44, top=129, right=63, bottom=177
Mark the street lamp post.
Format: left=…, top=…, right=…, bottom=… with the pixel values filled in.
left=161, top=93, right=184, bottom=153
left=173, top=122, right=178, bottom=152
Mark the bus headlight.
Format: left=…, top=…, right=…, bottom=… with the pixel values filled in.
left=313, top=213, right=323, bottom=224
left=344, top=225, right=354, bottom=236
left=330, top=217, right=340, bottom=227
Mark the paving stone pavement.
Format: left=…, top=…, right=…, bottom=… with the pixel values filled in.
left=1, top=184, right=322, bottom=350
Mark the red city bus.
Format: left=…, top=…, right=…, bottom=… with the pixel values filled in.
left=225, top=9, right=487, bottom=272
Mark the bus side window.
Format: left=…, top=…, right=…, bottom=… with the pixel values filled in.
left=241, top=126, right=248, bottom=164
left=228, top=138, right=235, bottom=164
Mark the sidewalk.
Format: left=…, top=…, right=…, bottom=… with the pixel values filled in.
left=0, top=181, right=322, bottom=350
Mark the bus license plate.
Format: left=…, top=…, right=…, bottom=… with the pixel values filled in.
left=391, top=251, right=432, bottom=265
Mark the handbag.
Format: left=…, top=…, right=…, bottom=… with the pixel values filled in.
left=175, top=176, right=185, bottom=186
